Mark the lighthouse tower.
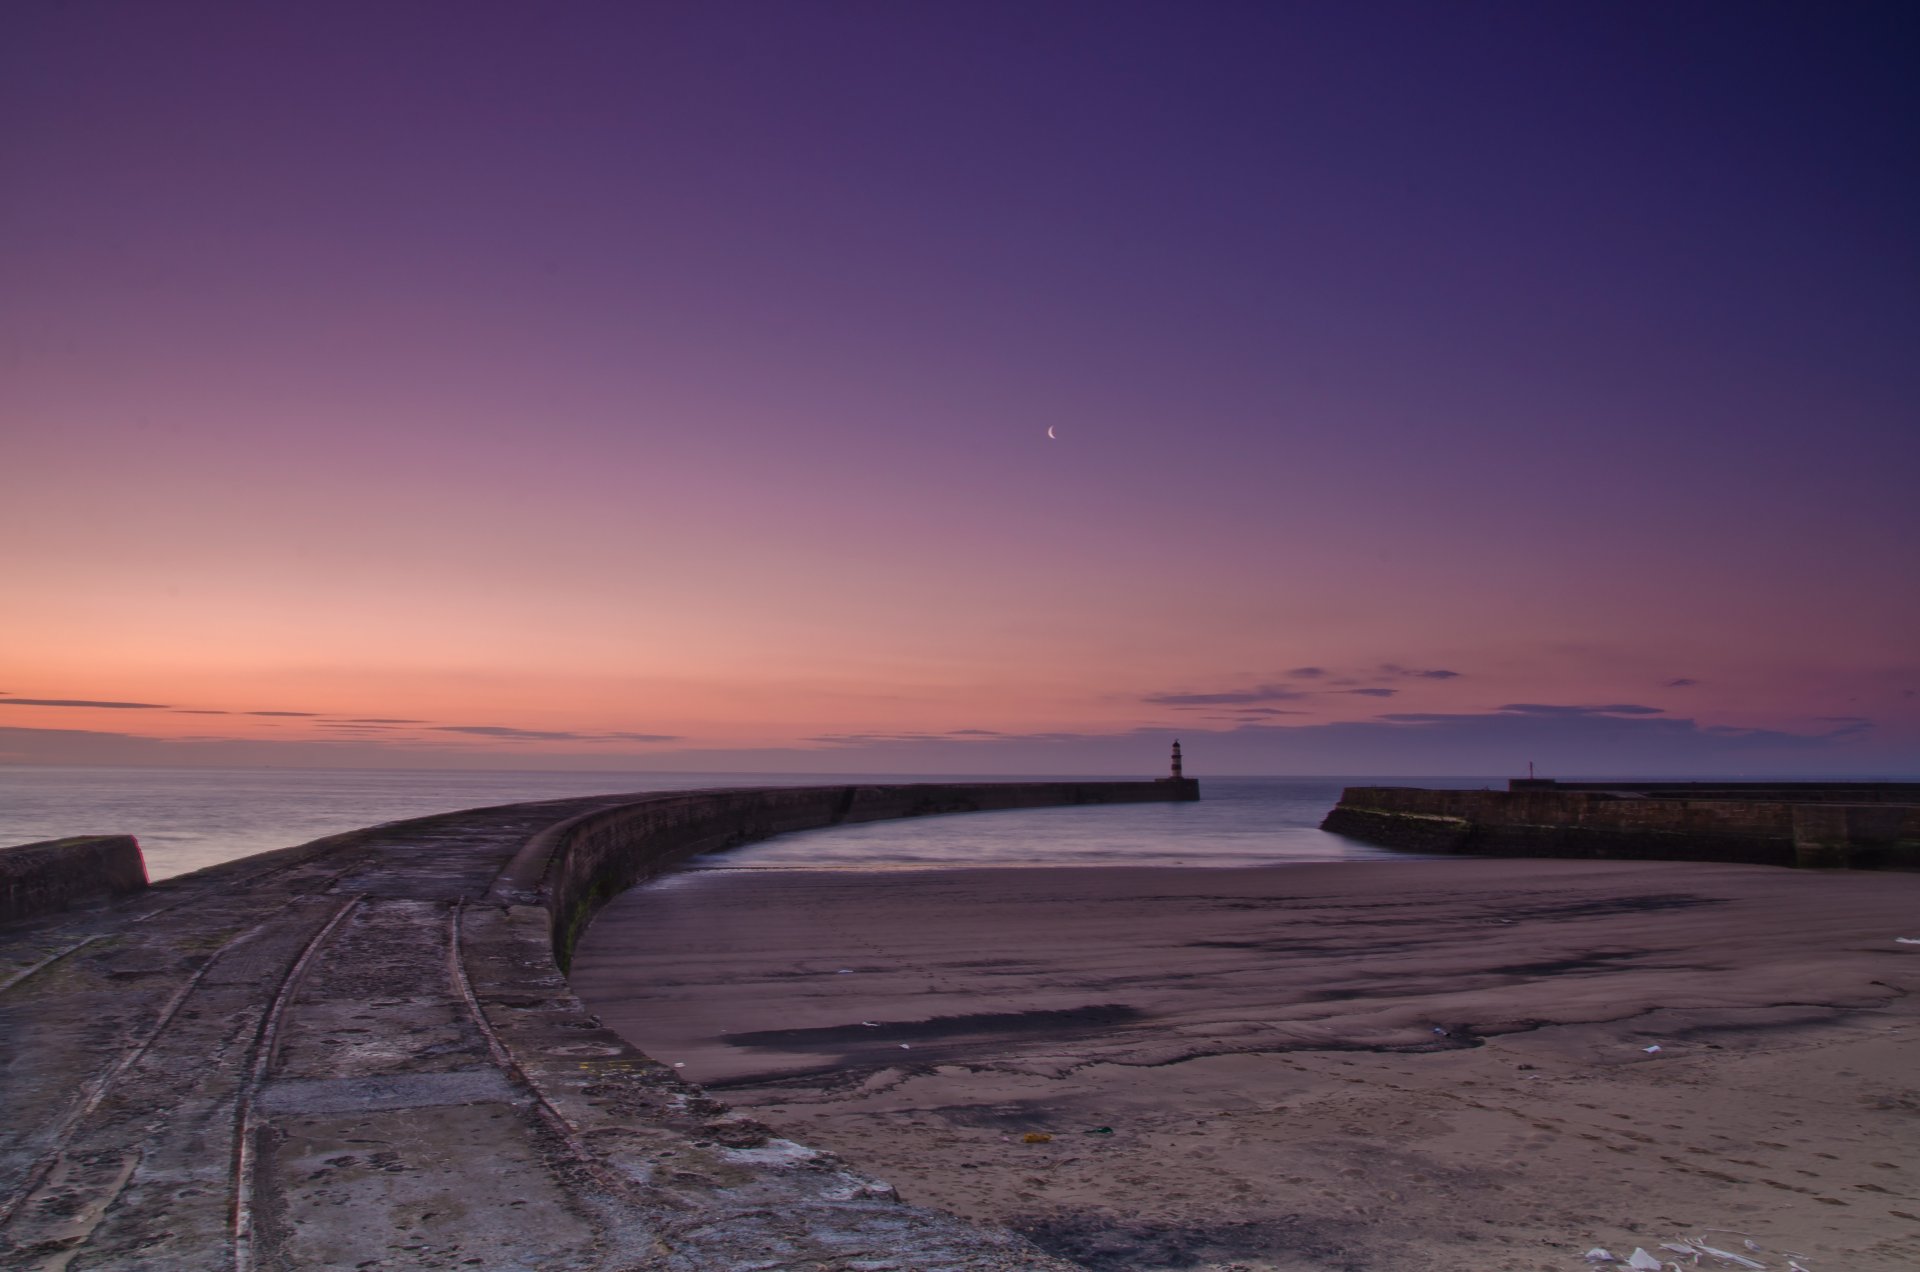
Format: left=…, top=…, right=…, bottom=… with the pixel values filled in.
left=1170, top=739, right=1184, bottom=780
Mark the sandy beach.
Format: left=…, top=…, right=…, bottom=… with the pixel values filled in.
left=570, top=858, right=1920, bottom=1271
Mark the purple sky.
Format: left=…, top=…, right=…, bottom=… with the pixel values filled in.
left=3, top=2, right=1916, bottom=776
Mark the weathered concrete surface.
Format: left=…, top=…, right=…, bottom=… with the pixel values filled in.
left=1323, top=782, right=1920, bottom=869
left=0, top=781, right=1192, bottom=1270
left=0, top=836, right=147, bottom=924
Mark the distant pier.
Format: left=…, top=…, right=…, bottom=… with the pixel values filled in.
left=1322, top=778, right=1920, bottom=869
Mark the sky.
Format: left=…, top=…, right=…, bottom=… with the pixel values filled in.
left=3, top=1, right=1916, bottom=777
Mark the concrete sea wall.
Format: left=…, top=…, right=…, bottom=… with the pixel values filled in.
left=0, top=778, right=1193, bottom=1270
left=1322, top=784, right=1920, bottom=869
left=0, top=834, right=147, bottom=923
left=494, top=779, right=1199, bottom=969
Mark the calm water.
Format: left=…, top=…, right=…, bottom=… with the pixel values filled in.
left=689, top=776, right=1492, bottom=874
left=0, top=767, right=1495, bottom=880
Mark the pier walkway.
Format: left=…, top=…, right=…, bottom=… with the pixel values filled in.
left=0, top=782, right=1192, bottom=1270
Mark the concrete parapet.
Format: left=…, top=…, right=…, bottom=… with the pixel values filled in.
left=488, top=779, right=1199, bottom=968
left=1323, top=784, right=1919, bottom=869
left=0, top=834, right=147, bottom=922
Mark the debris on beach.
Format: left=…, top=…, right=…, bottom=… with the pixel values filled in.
left=1642, top=1044, right=1662, bottom=1054
left=1580, top=1232, right=1801, bottom=1270
left=1084, top=1126, right=1114, bottom=1135
left=860, top=1020, right=880, bottom=1027
left=1022, top=1132, right=1053, bottom=1144
left=1684, top=1239, right=1764, bottom=1269
left=1431, top=1026, right=1450, bottom=1037
left=1896, top=937, right=1920, bottom=945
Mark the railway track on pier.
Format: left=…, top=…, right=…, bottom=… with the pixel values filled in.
left=0, top=799, right=625, bottom=1271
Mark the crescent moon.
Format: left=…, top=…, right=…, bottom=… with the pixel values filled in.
left=1046, top=426, right=1057, bottom=440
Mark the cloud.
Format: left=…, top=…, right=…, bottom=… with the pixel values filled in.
left=1206, top=708, right=1311, bottom=725
left=818, top=731, right=982, bottom=747
left=427, top=725, right=680, bottom=743
left=432, top=725, right=593, bottom=741
left=1665, top=678, right=1700, bottom=688
left=1495, top=703, right=1665, bottom=717
left=342, top=717, right=428, bottom=724
left=0, top=724, right=691, bottom=771
left=0, top=697, right=170, bottom=709
left=808, top=729, right=1094, bottom=747
left=1143, top=684, right=1310, bottom=707
left=245, top=710, right=321, bottom=718
left=173, top=709, right=231, bottom=715
left=1148, top=663, right=1461, bottom=709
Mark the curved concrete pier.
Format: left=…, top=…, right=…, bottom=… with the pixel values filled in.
left=0, top=780, right=1194, bottom=1270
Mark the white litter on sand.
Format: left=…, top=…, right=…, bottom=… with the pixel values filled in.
left=1687, top=1239, right=1766, bottom=1270
left=1582, top=1228, right=1809, bottom=1272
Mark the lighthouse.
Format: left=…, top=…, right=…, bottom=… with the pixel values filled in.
left=1170, top=739, right=1184, bottom=780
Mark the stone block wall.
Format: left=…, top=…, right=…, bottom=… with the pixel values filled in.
left=1323, top=786, right=1920, bottom=869
left=0, top=834, right=148, bottom=922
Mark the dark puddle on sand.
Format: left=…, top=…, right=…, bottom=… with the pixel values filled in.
left=721, top=1003, right=1146, bottom=1051
left=1011, top=1213, right=1371, bottom=1272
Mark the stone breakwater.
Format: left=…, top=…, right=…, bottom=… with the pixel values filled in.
left=0, top=779, right=1194, bottom=1271
left=1322, top=779, right=1920, bottom=869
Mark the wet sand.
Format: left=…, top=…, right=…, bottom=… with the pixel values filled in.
left=570, top=859, right=1920, bottom=1271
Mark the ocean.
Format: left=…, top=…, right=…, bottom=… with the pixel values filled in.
left=0, top=767, right=1496, bottom=881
